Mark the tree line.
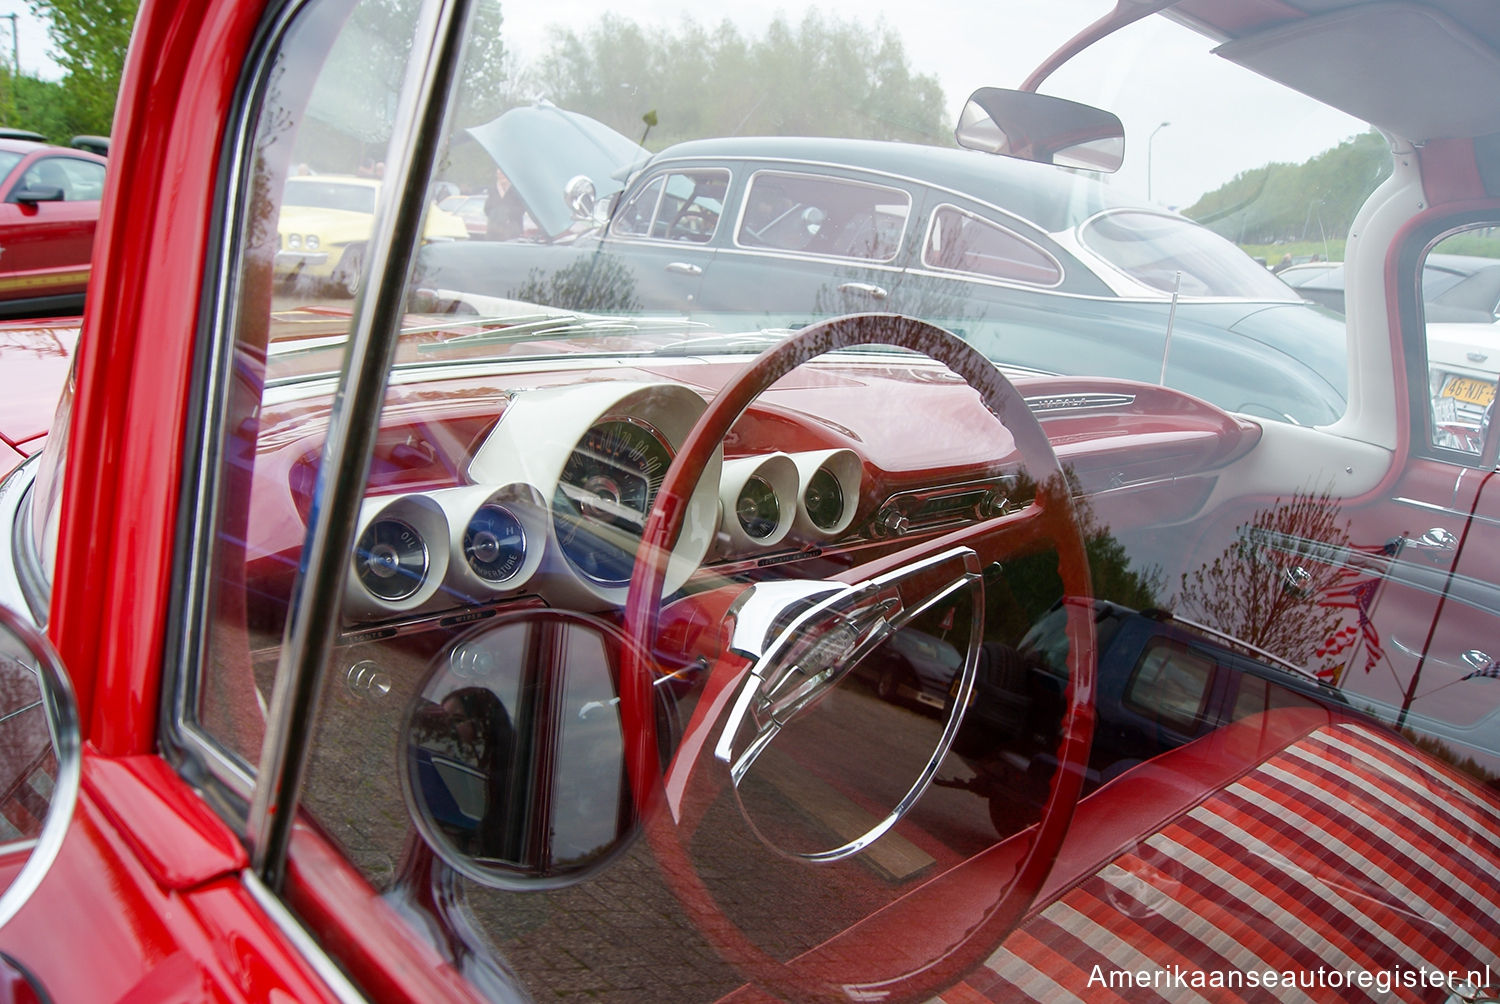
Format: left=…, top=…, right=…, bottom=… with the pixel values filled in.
left=1184, top=131, right=1392, bottom=246
left=526, top=12, right=950, bottom=148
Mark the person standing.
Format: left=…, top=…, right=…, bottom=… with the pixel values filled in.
left=485, top=167, right=526, bottom=241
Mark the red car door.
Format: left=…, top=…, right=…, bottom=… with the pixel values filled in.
left=0, top=153, right=106, bottom=302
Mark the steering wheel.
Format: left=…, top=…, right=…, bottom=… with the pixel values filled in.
left=620, top=313, right=1096, bottom=1002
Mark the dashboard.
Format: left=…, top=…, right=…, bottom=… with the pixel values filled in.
left=232, top=352, right=1263, bottom=635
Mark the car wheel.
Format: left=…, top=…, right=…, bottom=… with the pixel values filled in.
left=875, top=661, right=909, bottom=703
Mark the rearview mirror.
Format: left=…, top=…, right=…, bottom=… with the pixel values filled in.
left=955, top=88, right=1124, bottom=173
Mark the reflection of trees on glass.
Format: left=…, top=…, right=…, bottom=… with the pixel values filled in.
left=308, top=0, right=509, bottom=147
left=534, top=12, right=949, bottom=147
left=986, top=469, right=1163, bottom=645
left=510, top=256, right=642, bottom=313
left=1173, top=489, right=1354, bottom=672
left=0, top=656, right=53, bottom=844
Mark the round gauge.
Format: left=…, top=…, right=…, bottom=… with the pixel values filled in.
left=803, top=467, right=845, bottom=532
left=554, top=419, right=674, bottom=586
left=355, top=517, right=428, bottom=601
left=735, top=474, right=781, bottom=540
left=464, top=504, right=526, bottom=582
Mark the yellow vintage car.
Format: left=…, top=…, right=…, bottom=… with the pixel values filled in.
left=275, top=174, right=468, bottom=295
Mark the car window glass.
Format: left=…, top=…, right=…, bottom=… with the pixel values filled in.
left=610, top=169, right=728, bottom=242
left=1228, top=672, right=1318, bottom=721
left=611, top=174, right=664, bottom=237
left=1080, top=209, right=1297, bottom=299
left=924, top=205, right=1061, bottom=285
left=1123, top=639, right=1213, bottom=733
left=18, top=157, right=104, bottom=201
left=737, top=170, right=908, bottom=261
left=0, top=152, right=21, bottom=186
left=173, top=0, right=1500, bottom=999
left=1424, top=228, right=1500, bottom=455
left=190, top=0, right=432, bottom=769
left=283, top=178, right=378, bottom=214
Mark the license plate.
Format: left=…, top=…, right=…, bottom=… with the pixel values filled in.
left=1440, top=375, right=1496, bottom=407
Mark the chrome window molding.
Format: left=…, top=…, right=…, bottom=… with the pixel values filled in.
left=919, top=201, right=1066, bottom=289
left=0, top=456, right=45, bottom=625
left=242, top=869, right=371, bottom=1004
left=165, top=0, right=317, bottom=804
left=243, top=0, right=477, bottom=888
left=730, top=167, right=912, bottom=264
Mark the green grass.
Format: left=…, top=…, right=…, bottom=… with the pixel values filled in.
left=1238, top=240, right=1347, bottom=267
left=1238, top=231, right=1500, bottom=267
left=1432, top=231, right=1500, bottom=258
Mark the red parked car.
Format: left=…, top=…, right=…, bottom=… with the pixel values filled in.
left=0, top=1, right=1497, bottom=1002
left=0, top=139, right=106, bottom=318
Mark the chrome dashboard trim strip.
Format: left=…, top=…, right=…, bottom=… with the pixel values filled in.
left=1394, top=494, right=1500, bottom=530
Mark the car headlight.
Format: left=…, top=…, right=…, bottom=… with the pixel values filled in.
left=287, top=233, right=302, bottom=250
left=305, top=234, right=319, bottom=251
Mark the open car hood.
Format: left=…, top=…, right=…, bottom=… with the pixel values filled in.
left=465, top=103, right=650, bottom=239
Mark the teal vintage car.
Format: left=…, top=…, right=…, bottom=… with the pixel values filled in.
left=415, top=131, right=1347, bottom=426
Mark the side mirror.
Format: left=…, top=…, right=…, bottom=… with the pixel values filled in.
left=955, top=87, right=1125, bottom=173
left=0, top=605, right=80, bottom=929
left=402, top=608, right=672, bottom=889
left=12, top=186, right=65, bottom=207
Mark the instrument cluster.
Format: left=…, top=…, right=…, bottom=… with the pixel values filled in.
left=344, top=381, right=868, bottom=622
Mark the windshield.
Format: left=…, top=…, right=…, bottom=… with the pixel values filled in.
left=282, top=177, right=377, bottom=213
left=0, top=151, right=24, bottom=187
left=167, top=1, right=1500, bottom=1001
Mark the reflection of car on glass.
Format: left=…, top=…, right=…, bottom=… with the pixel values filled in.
left=948, top=598, right=1358, bottom=835
left=1290, top=253, right=1500, bottom=319
left=417, top=135, right=1349, bottom=426
left=0, top=139, right=108, bottom=318
left=7, top=1, right=1500, bottom=1003
left=1274, top=258, right=1340, bottom=293
left=1286, top=252, right=1500, bottom=445
left=437, top=193, right=487, bottom=239
left=275, top=174, right=469, bottom=295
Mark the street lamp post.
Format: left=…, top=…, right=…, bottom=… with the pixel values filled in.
left=1148, top=120, right=1171, bottom=204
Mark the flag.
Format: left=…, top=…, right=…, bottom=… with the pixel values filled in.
left=1319, top=576, right=1384, bottom=673
left=1461, top=658, right=1500, bottom=682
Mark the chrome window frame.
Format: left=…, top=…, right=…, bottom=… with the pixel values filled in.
left=919, top=201, right=1065, bottom=289
left=608, top=167, right=732, bottom=246
left=162, top=0, right=477, bottom=889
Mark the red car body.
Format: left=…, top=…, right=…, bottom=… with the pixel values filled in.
left=0, top=0, right=1495, bottom=1001
left=0, top=140, right=106, bottom=319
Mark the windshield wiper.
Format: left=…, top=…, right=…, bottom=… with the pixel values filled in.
left=414, top=313, right=712, bottom=353
left=649, top=328, right=795, bottom=356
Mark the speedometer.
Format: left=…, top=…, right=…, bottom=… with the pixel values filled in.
left=553, top=418, right=675, bottom=586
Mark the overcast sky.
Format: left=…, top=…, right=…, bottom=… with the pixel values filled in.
left=10, top=0, right=1373, bottom=209
left=501, top=0, right=1372, bottom=209
left=0, top=4, right=54, bottom=82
